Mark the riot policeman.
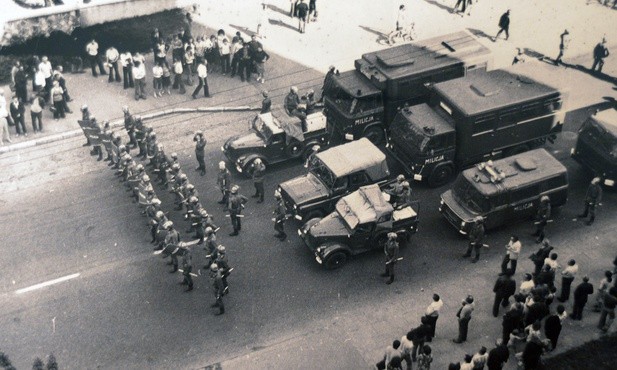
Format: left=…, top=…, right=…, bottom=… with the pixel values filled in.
left=463, top=216, right=485, bottom=263
left=533, top=195, right=551, bottom=243
left=381, top=232, right=399, bottom=285
left=100, top=121, right=113, bottom=162
left=251, top=158, right=266, bottom=203
left=228, top=185, right=248, bottom=236
left=210, top=263, right=225, bottom=315
left=171, top=173, right=188, bottom=210
left=90, top=115, right=104, bottom=161
left=215, top=245, right=231, bottom=295
left=203, top=226, right=218, bottom=267
left=193, top=130, right=207, bottom=176
left=386, top=174, right=406, bottom=205
left=133, top=115, right=146, bottom=157
left=273, top=191, right=288, bottom=240
left=217, top=161, right=231, bottom=208
left=578, top=177, right=603, bottom=226
left=122, top=105, right=137, bottom=148
left=163, top=221, right=181, bottom=272
left=80, top=104, right=91, bottom=147
left=180, top=245, right=194, bottom=292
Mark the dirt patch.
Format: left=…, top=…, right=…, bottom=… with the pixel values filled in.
left=544, top=333, right=617, bottom=370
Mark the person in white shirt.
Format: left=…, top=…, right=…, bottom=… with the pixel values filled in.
left=0, top=89, right=12, bottom=145
left=520, top=273, right=535, bottom=296
left=105, top=46, right=121, bottom=83
left=218, top=38, right=231, bottom=75
left=38, top=56, right=53, bottom=99
left=152, top=62, right=164, bottom=98
left=132, top=59, right=147, bottom=100
left=376, top=340, right=402, bottom=370
left=502, top=235, right=522, bottom=274
left=120, top=51, right=134, bottom=89
left=34, top=69, right=46, bottom=96
left=425, top=293, right=443, bottom=341
left=544, top=253, right=560, bottom=272
left=85, top=39, right=106, bottom=77
left=192, top=59, right=211, bottom=99
left=471, top=346, right=488, bottom=369
left=557, top=259, right=579, bottom=302
left=172, top=58, right=186, bottom=94
left=400, top=332, right=414, bottom=370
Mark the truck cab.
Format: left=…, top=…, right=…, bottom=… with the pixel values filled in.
left=324, top=30, right=492, bottom=145
left=277, top=138, right=391, bottom=222
left=299, top=184, right=419, bottom=269
left=222, top=109, right=328, bottom=176
left=571, top=109, right=617, bottom=187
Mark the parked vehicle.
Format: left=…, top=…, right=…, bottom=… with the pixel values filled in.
left=387, top=62, right=568, bottom=187
left=222, top=109, right=328, bottom=177
left=571, top=109, right=617, bottom=187
left=439, top=149, right=568, bottom=235
left=299, top=184, right=419, bottom=269
left=277, top=138, right=391, bottom=222
left=324, top=30, right=492, bottom=145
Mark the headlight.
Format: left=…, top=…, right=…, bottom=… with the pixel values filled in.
left=570, top=148, right=575, bottom=155
left=460, top=221, right=466, bottom=228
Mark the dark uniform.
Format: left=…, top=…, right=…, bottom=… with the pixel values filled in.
left=533, top=197, right=551, bottom=243
left=203, top=229, right=218, bottom=267
left=492, top=272, right=516, bottom=317
left=211, top=268, right=225, bottom=315
left=571, top=278, right=594, bottom=320
left=215, top=247, right=231, bottom=294
left=381, top=234, right=399, bottom=284
left=464, top=217, right=485, bottom=263
left=133, top=117, right=147, bottom=157
left=591, top=40, right=609, bottom=73
left=261, top=92, right=271, bottom=113
left=578, top=178, right=602, bottom=225
left=217, top=164, right=232, bottom=207
left=228, top=188, right=248, bottom=236
left=123, top=108, right=137, bottom=148
left=251, top=160, right=266, bottom=203
left=181, top=247, right=193, bottom=291
left=194, top=132, right=207, bottom=176
left=273, top=195, right=288, bottom=240
left=164, top=226, right=181, bottom=272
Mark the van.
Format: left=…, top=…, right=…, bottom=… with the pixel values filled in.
left=439, top=148, right=568, bottom=234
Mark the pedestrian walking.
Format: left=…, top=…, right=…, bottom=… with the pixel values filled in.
left=493, top=270, right=516, bottom=317
left=381, top=232, right=399, bottom=284
left=577, top=177, right=602, bottom=225
left=273, top=191, right=288, bottom=241
left=591, top=38, right=609, bottom=73
left=463, top=216, right=485, bottom=263
left=192, top=59, right=211, bottom=98
left=544, top=305, right=564, bottom=350
left=593, top=270, right=613, bottom=312
left=555, top=29, right=570, bottom=65
left=253, top=47, right=270, bottom=83
left=571, top=276, right=594, bottom=320
left=501, top=235, right=521, bottom=273
left=493, top=10, right=510, bottom=41
left=486, top=340, right=509, bottom=370
left=471, top=347, right=488, bottom=370
left=105, top=46, right=121, bottom=83
left=217, top=161, right=231, bottom=207
left=30, top=93, right=44, bottom=132
left=453, top=295, right=475, bottom=343
left=120, top=51, right=134, bottom=89
left=210, top=263, right=225, bottom=315
left=227, top=185, right=248, bottom=236
left=251, top=158, right=266, bottom=203
left=85, top=39, right=106, bottom=77
left=598, top=287, right=617, bottom=332
left=424, top=294, right=443, bottom=341
left=558, top=259, right=579, bottom=302
left=416, top=345, right=433, bottom=370
left=193, top=130, right=206, bottom=176
left=532, top=196, right=551, bottom=243
left=10, top=96, right=27, bottom=136
left=132, top=59, right=147, bottom=100
left=296, top=0, right=309, bottom=33
left=376, top=340, right=403, bottom=370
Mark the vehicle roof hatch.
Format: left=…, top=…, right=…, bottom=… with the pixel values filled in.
left=472, top=160, right=516, bottom=184
left=514, top=157, right=538, bottom=171
left=470, top=83, right=501, bottom=97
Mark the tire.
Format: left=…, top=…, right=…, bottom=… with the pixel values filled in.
left=324, top=251, right=348, bottom=270
left=303, top=209, right=324, bottom=221
left=242, top=158, right=265, bottom=179
left=286, top=141, right=304, bottom=158
left=428, top=163, right=454, bottom=188
left=363, top=126, right=385, bottom=145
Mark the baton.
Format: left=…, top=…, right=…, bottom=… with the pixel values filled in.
left=178, top=268, right=198, bottom=277
left=386, top=257, right=404, bottom=265
left=534, top=220, right=553, bottom=225
left=153, top=249, right=164, bottom=255
left=225, top=214, right=245, bottom=218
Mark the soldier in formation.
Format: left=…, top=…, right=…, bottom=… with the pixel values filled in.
left=228, top=185, right=248, bottom=236
left=210, top=263, right=226, bottom=315
left=193, top=130, right=207, bottom=176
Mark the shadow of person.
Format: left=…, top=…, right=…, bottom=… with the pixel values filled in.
left=467, top=28, right=494, bottom=42
left=228, top=24, right=257, bottom=38
left=422, top=0, right=455, bottom=13
left=267, top=4, right=292, bottom=18
left=358, top=25, right=389, bottom=45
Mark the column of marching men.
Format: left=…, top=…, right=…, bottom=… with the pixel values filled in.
left=78, top=105, right=232, bottom=316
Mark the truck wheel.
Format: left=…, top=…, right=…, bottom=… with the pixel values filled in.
left=428, top=164, right=454, bottom=188
left=364, top=127, right=385, bottom=145
left=286, top=141, right=304, bottom=158
left=324, top=251, right=348, bottom=269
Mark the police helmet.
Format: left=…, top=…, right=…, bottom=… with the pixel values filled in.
left=150, top=132, right=157, bottom=138
left=151, top=198, right=161, bottom=206
left=254, top=158, right=262, bottom=164
left=200, top=209, right=209, bottom=217
left=291, top=86, right=298, bottom=93
left=397, top=174, right=405, bottom=182
left=592, top=177, right=601, bottom=184
left=122, top=105, right=129, bottom=112
left=218, top=161, right=226, bottom=170
left=80, top=104, right=88, bottom=111
left=119, top=145, right=127, bottom=152
left=163, top=221, right=174, bottom=229
left=90, top=115, right=96, bottom=121
left=155, top=210, right=164, bottom=218
left=401, top=181, right=410, bottom=188
left=171, top=152, right=178, bottom=160
left=180, top=174, right=188, bottom=181
left=387, top=232, right=397, bottom=240
left=540, top=195, right=550, bottom=203
left=205, top=226, right=213, bottom=234
left=231, top=185, right=239, bottom=194
left=474, top=216, right=484, bottom=223
left=142, top=175, right=150, bottom=182
left=158, top=143, right=164, bottom=151
left=189, top=196, right=198, bottom=204
left=171, top=163, right=180, bottom=171
left=186, top=184, right=195, bottom=191
left=217, top=245, right=226, bottom=253
left=210, top=263, right=219, bottom=271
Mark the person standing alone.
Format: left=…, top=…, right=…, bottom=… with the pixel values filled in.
left=494, top=10, right=510, bottom=41
left=577, top=177, right=602, bottom=225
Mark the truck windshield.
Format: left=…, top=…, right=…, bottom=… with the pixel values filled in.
left=326, top=84, right=381, bottom=116
left=252, top=116, right=273, bottom=141
left=451, top=177, right=490, bottom=213
left=308, top=157, right=337, bottom=188
left=581, top=121, right=617, bottom=158
left=390, top=119, right=431, bottom=154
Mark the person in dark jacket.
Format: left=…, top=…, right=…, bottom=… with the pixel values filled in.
left=410, top=316, right=432, bottom=361
left=591, top=38, right=609, bottom=73
left=544, top=305, right=564, bottom=350
left=14, top=65, right=28, bottom=104
left=494, top=10, right=510, bottom=41
left=487, top=339, right=509, bottom=370
left=260, top=91, right=271, bottom=113
left=521, top=338, right=548, bottom=370
left=502, top=303, right=523, bottom=345
left=493, top=270, right=516, bottom=317
left=577, top=177, right=603, bottom=225
left=598, top=287, right=617, bottom=332
left=530, top=239, right=553, bottom=276
left=9, top=96, right=27, bottom=136
left=463, top=216, right=485, bottom=263
left=251, top=158, right=266, bottom=203
left=571, top=276, right=594, bottom=320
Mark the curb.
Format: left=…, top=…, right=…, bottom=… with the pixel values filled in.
left=0, top=106, right=260, bottom=154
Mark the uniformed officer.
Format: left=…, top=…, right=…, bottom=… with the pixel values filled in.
left=203, top=226, right=218, bottom=267
left=215, top=245, right=231, bottom=295
left=153, top=212, right=170, bottom=249
left=251, top=158, right=266, bottom=203
left=228, top=185, right=248, bottom=236
left=122, top=105, right=137, bottom=148
left=260, top=90, right=271, bottom=114
left=533, top=195, right=551, bottom=243
left=577, top=177, right=603, bottom=226
left=217, top=161, right=231, bottom=208
left=171, top=173, right=188, bottom=210
left=180, top=245, right=194, bottom=292
left=145, top=131, right=159, bottom=167
left=463, top=216, right=485, bottom=263
left=163, top=221, right=181, bottom=272
left=193, top=130, right=207, bottom=176
left=284, top=86, right=300, bottom=115
left=90, top=115, right=104, bottom=161
left=184, top=195, right=202, bottom=232
left=144, top=197, right=162, bottom=219
left=100, top=121, right=113, bottom=162
left=80, top=104, right=91, bottom=147
left=133, top=115, right=147, bottom=158
left=137, top=174, right=154, bottom=204
left=387, top=174, right=406, bottom=205
left=210, top=263, right=225, bottom=315
left=381, top=232, right=399, bottom=284
left=273, top=191, right=288, bottom=240
left=397, top=181, right=411, bottom=208
left=193, top=209, right=207, bottom=243
left=165, top=162, right=182, bottom=189
left=306, top=89, right=316, bottom=114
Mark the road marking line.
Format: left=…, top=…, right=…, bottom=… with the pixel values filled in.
left=15, top=273, right=81, bottom=294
